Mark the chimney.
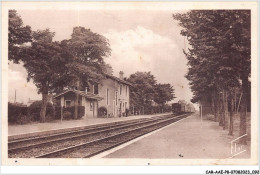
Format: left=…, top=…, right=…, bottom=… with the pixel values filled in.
left=119, top=71, right=124, bottom=79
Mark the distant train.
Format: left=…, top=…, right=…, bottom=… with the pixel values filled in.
left=172, top=102, right=195, bottom=114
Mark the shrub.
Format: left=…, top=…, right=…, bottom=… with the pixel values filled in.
left=8, top=103, right=28, bottom=124
left=63, top=111, right=73, bottom=120
left=55, top=106, right=85, bottom=120
left=28, top=101, right=55, bottom=122
left=54, top=106, right=62, bottom=120
left=65, top=106, right=85, bottom=119
left=98, top=106, right=107, bottom=117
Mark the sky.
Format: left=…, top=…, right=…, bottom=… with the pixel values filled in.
left=8, top=9, right=194, bottom=105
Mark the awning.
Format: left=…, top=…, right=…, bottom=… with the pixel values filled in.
left=53, top=89, right=103, bottom=101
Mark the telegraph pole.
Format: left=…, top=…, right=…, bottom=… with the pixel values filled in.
left=14, top=89, right=16, bottom=103
left=199, top=100, right=202, bottom=123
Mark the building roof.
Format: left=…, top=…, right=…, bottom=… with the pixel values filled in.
left=105, top=74, right=132, bottom=86
left=53, top=89, right=103, bottom=101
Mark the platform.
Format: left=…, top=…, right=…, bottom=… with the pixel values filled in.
left=103, top=113, right=251, bottom=159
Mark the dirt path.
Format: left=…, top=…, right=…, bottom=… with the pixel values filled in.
left=105, top=113, right=250, bottom=159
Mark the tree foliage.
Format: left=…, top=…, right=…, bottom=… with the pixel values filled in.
left=174, top=10, right=250, bottom=102
left=63, top=27, right=111, bottom=89
left=20, top=29, right=71, bottom=122
left=127, top=72, right=157, bottom=109
left=173, top=10, right=251, bottom=143
left=8, top=10, right=111, bottom=122
left=61, top=27, right=111, bottom=119
left=8, top=10, right=32, bottom=63
left=127, top=72, right=175, bottom=114
left=23, top=29, right=71, bottom=93
left=154, top=83, right=175, bottom=107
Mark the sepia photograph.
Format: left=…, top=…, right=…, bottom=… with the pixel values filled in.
left=1, top=1, right=258, bottom=170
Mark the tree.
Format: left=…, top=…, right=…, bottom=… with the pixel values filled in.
left=127, top=72, right=157, bottom=114
left=8, top=11, right=72, bottom=123
left=154, top=83, right=175, bottom=112
left=8, top=11, right=112, bottom=122
left=102, top=63, right=113, bottom=76
left=173, top=10, right=250, bottom=143
left=21, top=29, right=72, bottom=122
left=9, top=10, right=32, bottom=63
left=64, top=27, right=111, bottom=119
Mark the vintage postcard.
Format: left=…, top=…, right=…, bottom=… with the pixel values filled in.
left=1, top=1, right=258, bottom=168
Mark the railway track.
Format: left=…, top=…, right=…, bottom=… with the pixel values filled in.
left=8, top=113, right=189, bottom=158
left=9, top=115, right=166, bottom=151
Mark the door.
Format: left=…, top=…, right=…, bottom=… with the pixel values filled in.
left=119, top=102, right=122, bottom=117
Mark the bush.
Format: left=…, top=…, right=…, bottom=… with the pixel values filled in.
left=55, top=106, right=85, bottom=120
left=8, top=103, right=28, bottom=124
left=28, top=101, right=55, bottom=122
left=65, top=106, right=85, bottom=119
left=55, top=106, right=62, bottom=120
left=98, top=106, right=107, bottom=117
left=63, top=111, right=73, bottom=120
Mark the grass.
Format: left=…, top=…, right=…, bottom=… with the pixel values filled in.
left=233, top=112, right=251, bottom=142
left=204, top=112, right=251, bottom=142
left=204, top=112, right=251, bottom=158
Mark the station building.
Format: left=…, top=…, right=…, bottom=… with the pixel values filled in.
left=54, top=71, right=131, bottom=118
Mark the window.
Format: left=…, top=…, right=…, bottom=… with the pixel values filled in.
left=85, top=86, right=90, bottom=93
left=116, top=91, right=118, bottom=105
left=94, top=84, right=98, bottom=94
left=126, top=86, right=127, bottom=96
left=65, top=100, right=71, bottom=108
left=106, top=88, right=109, bottom=105
left=120, top=85, right=122, bottom=95
left=90, top=101, right=93, bottom=111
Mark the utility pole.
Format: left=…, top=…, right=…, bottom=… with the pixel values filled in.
left=201, top=104, right=203, bottom=122
left=14, top=89, right=16, bottom=103
left=199, top=101, right=202, bottom=123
